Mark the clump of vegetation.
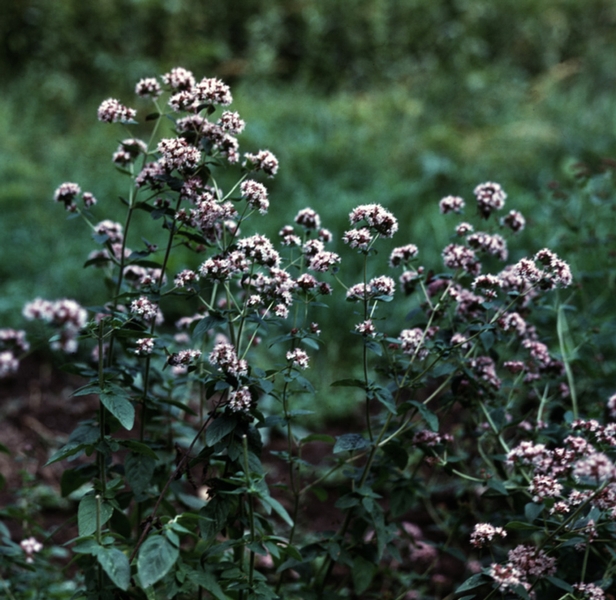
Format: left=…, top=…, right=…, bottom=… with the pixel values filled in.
left=2, top=68, right=616, bottom=600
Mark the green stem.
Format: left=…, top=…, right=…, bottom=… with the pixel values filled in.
left=97, top=321, right=107, bottom=494
left=557, top=303, right=578, bottom=419
left=242, top=436, right=256, bottom=589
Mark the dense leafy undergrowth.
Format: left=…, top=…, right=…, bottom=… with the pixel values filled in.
left=1, top=68, right=616, bottom=600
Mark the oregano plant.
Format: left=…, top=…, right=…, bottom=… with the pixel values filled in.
left=2, top=68, right=616, bottom=600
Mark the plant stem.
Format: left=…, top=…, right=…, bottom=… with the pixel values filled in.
left=557, top=303, right=578, bottom=419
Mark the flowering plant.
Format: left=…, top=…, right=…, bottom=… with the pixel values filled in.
left=1, top=68, right=614, bottom=600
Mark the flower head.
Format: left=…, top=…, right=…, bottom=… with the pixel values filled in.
left=228, top=387, right=252, bottom=412
left=474, top=182, right=506, bottom=218
left=286, top=348, right=310, bottom=369
left=349, top=204, right=398, bottom=237
left=244, top=150, right=279, bottom=177
left=97, top=98, right=136, bottom=123
left=135, top=77, right=162, bottom=99
left=241, top=180, right=269, bottom=214
left=439, top=195, right=465, bottom=214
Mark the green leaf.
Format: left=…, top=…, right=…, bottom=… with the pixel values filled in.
left=480, top=329, right=495, bottom=351
left=78, top=494, right=113, bottom=537
left=352, top=555, right=376, bottom=595
left=73, top=383, right=103, bottom=397
left=260, top=495, right=293, bottom=527
left=0, top=442, right=10, bottom=454
left=370, top=385, right=396, bottom=414
left=206, top=414, right=237, bottom=447
left=100, top=392, right=135, bottom=430
left=333, top=433, right=369, bottom=454
left=524, top=502, right=543, bottom=523
left=137, top=535, right=179, bottom=589
left=335, top=494, right=360, bottom=509
left=120, top=439, right=158, bottom=459
left=187, top=568, right=229, bottom=600
left=125, top=452, right=156, bottom=498
left=409, top=401, right=439, bottom=432
left=200, top=496, right=231, bottom=541
left=545, top=576, right=573, bottom=592
left=61, top=468, right=89, bottom=497
left=455, top=574, right=487, bottom=594
left=46, top=442, right=87, bottom=465
left=97, top=546, right=130, bottom=591
left=390, top=487, right=415, bottom=518
left=505, top=521, right=542, bottom=530
left=486, top=478, right=509, bottom=496
left=192, top=314, right=227, bottom=340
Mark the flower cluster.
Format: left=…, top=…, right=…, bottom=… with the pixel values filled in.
left=23, top=298, right=88, bottom=352
left=20, top=537, right=43, bottom=564
left=470, top=523, right=507, bottom=548
left=209, top=342, right=248, bottom=378
left=349, top=204, right=398, bottom=237
left=97, top=98, right=137, bottom=123
left=54, top=182, right=97, bottom=211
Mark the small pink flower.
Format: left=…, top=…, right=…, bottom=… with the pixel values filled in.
left=286, top=348, right=309, bottom=369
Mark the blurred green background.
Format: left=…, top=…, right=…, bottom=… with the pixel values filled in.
left=2, top=0, right=616, bottom=409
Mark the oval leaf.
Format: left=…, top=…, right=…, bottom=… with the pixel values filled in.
left=78, top=494, right=113, bottom=537
left=97, top=546, right=130, bottom=591
left=100, top=392, right=135, bottom=430
left=138, top=535, right=179, bottom=589
left=333, top=433, right=369, bottom=454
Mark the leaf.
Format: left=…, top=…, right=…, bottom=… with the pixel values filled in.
left=364, top=340, right=382, bottom=356
left=409, top=401, right=438, bottom=432
left=480, top=329, right=495, bottom=351
left=200, top=496, right=231, bottom=541
left=61, top=468, right=89, bottom=497
left=192, top=314, right=227, bottom=340
left=524, top=502, right=543, bottom=523
left=333, top=433, right=369, bottom=454
left=137, top=535, right=179, bottom=589
left=390, top=486, right=415, bottom=517
left=120, top=439, right=158, bottom=459
left=545, top=576, right=573, bottom=592
left=369, top=385, right=396, bottom=414
left=100, top=391, right=135, bottom=431
left=505, top=521, right=542, bottom=530
left=78, top=494, right=114, bottom=537
left=260, top=495, right=293, bottom=527
left=187, top=568, right=229, bottom=600
left=97, top=546, right=130, bottom=591
left=206, top=414, right=237, bottom=447
left=455, top=574, right=487, bottom=594
left=73, top=383, right=103, bottom=397
left=352, top=555, right=376, bottom=595
left=125, top=452, right=157, bottom=498
left=486, top=478, right=509, bottom=496
left=382, top=441, right=408, bottom=470
left=46, top=443, right=86, bottom=465
left=46, top=422, right=100, bottom=465
left=335, top=494, right=360, bottom=509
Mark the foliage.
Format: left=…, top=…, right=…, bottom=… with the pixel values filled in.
left=2, top=0, right=616, bottom=93
left=3, top=69, right=616, bottom=600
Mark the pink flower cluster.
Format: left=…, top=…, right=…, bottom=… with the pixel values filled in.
left=23, top=298, right=88, bottom=352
